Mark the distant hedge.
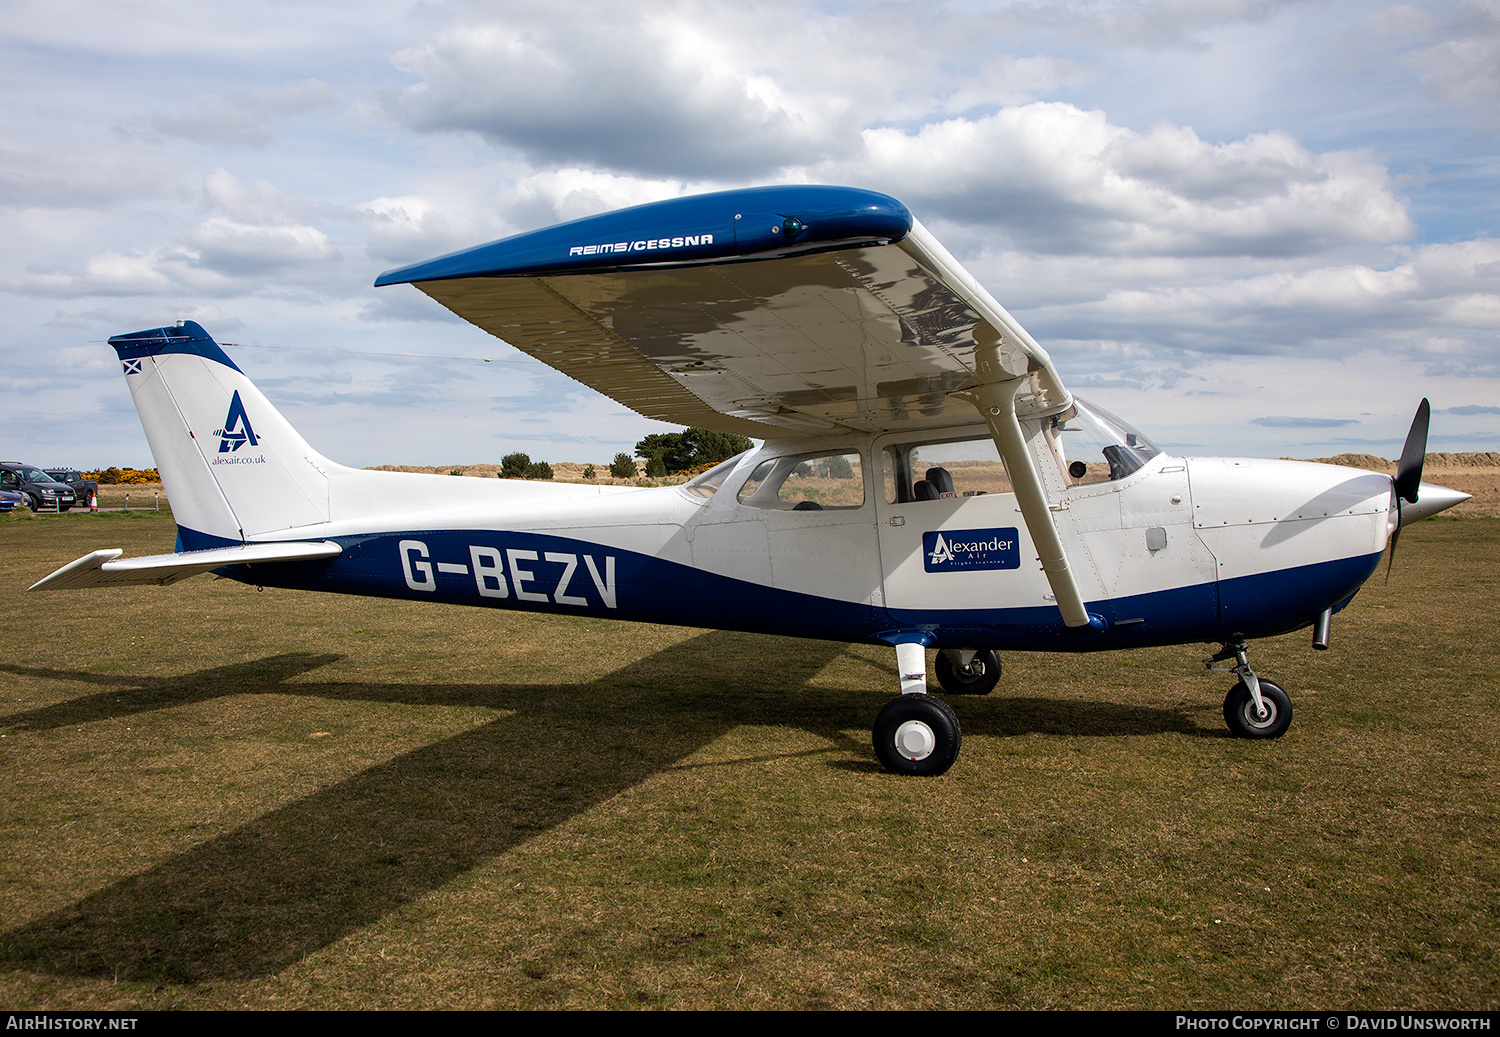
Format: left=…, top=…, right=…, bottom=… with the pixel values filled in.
left=85, top=467, right=160, bottom=485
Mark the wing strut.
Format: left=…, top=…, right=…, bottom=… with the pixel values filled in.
left=955, top=332, right=1100, bottom=632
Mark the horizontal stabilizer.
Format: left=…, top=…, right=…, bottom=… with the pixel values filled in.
left=29, top=541, right=343, bottom=591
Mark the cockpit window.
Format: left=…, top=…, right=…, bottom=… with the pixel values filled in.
left=1044, top=398, right=1159, bottom=485
left=736, top=451, right=865, bottom=510
left=681, top=450, right=752, bottom=500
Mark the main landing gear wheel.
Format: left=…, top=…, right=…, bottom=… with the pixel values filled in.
left=873, top=694, right=961, bottom=776
left=1223, top=679, right=1292, bottom=739
left=934, top=650, right=1001, bottom=696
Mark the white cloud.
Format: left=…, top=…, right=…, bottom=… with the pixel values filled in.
left=0, top=149, right=178, bottom=210
left=386, top=6, right=853, bottom=178
left=1017, top=238, right=1500, bottom=379
left=10, top=253, right=174, bottom=297
left=199, top=167, right=324, bottom=226
left=1394, top=0, right=1500, bottom=129
left=848, top=103, right=1413, bottom=257
left=182, top=218, right=336, bottom=275
left=118, top=80, right=337, bottom=149
left=507, top=169, right=688, bottom=227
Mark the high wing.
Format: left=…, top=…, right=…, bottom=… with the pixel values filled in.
left=374, top=185, right=1072, bottom=438
left=379, top=185, right=1096, bottom=629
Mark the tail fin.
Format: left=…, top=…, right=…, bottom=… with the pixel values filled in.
left=111, top=321, right=339, bottom=547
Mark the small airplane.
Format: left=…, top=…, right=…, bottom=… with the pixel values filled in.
left=32, top=185, right=1470, bottom=775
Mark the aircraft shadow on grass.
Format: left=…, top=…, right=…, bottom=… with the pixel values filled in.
left=0, top=634, right=1203, bottom=983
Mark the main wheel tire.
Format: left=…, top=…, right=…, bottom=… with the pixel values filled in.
left=934, top=649, right=1001, bottom=695
left=1223, top=679, right=1292, bottom=739
left=873, top=694, right=961, bottom=776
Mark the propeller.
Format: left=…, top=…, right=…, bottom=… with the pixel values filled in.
left=1385, top=398, right=1430, bottom=582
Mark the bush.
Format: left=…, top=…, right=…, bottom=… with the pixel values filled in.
left=526, top=460, right=553, bottom=480
left=609, top=453, right=637, bottom=479
left=86, top=467, right=159, bottom=485
left=645, top=455, right=667, bottom=477
left=582, top=464, right=596, bottom=479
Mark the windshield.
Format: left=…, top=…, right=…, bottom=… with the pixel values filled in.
left=1044, top=398, right=1160, bottom=485
left=680, top=450, right=753, bottom=499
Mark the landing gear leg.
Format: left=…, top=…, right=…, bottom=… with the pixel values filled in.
left=873, top=643, right=962, bottom=775
left=1205, top=640, right=1293, bottom=739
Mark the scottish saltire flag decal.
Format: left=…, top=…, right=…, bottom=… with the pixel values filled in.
left=923, top=528, right=1021, bottom=573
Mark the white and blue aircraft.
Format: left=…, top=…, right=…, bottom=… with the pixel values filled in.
left=32, top=185, right=1470, bottom=775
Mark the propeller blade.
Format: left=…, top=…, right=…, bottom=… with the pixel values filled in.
left=1393, top=398, right=1430, bottom=505
left=1385, top=521, right=1401, bottom=584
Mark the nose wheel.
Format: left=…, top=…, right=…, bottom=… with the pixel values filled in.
left=1207, top=641, right=1294, bottom=739
left=1223, top=678, right=1292, bottom=738
left=934, top=649, right=1002, bottom=695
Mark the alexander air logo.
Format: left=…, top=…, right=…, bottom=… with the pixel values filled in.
left=922, top=528, right=1021, bottom=573
left=213, top=390, right=260, bottom=454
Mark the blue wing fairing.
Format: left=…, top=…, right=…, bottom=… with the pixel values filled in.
left=374, top=185, right=912, bottom=285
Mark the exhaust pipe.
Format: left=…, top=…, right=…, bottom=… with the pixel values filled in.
left=1312, top=608, right=1331, bottom=651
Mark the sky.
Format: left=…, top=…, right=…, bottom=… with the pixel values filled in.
left=2, top=0, right=1498, bottom=469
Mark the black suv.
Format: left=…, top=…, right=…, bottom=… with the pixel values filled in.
left=45, top=468, right=98, bottom=508
left=0, top=462, right=77, bottom=511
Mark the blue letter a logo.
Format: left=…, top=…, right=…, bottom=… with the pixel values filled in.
left=217, top=391, right=259, bottom=453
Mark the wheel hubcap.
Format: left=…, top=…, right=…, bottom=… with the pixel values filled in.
left=893, top=720, right=936, bottom=760
left=1245, top=700, right=1276, bottom=728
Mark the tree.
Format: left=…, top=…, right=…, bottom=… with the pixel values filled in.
left=818, top=454, right=854, bottom=480
left=634, top=427, right=754, bottom=474
left=645, top=454, right=667, bottom=477
left=526, top=460, right=553, bottom=480
left=609, top=452, right=637, bottom=478
left=500, top=452, right=531, bottom=479
left=582, top=464, right=596, bottom=479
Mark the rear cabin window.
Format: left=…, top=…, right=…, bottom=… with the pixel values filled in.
left=736, top=451, right=865, bottom=510
left=882, top=436, right=1013, bottom=504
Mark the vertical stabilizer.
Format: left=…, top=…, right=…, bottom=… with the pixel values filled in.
left=109, top=322, right=335, bottom=546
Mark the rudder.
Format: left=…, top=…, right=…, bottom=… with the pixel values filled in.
left=110, top=321, right=336, bottom=546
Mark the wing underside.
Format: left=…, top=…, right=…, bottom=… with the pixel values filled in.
left=379, top=188, right=1070, bottom=438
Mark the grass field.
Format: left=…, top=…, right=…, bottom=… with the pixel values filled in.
left=1, top=509, right=1496, bottom=1009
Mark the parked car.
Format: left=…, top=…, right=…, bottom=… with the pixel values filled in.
left=0, top=461, right=77, bottom=511
left=0, top=488, right=26, bottom=512
left=45, top=468, right=98, bottom=507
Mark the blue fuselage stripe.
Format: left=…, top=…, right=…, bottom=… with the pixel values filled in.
left=201, top=526, right=1384, bottom=652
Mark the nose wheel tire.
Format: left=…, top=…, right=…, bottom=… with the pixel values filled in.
left=1223, top=679, right=1292, bottom=739
left=934, top=649, right=1002, bottom=695
left=873, top=694, right=961, bottom=776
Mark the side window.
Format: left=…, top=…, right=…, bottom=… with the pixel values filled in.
left=737, top=451, right=865, bottom=510
left=883, top=437, right=1013, bottom=503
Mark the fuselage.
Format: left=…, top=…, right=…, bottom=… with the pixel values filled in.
left=213, top=416, right=1396, bottom=654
